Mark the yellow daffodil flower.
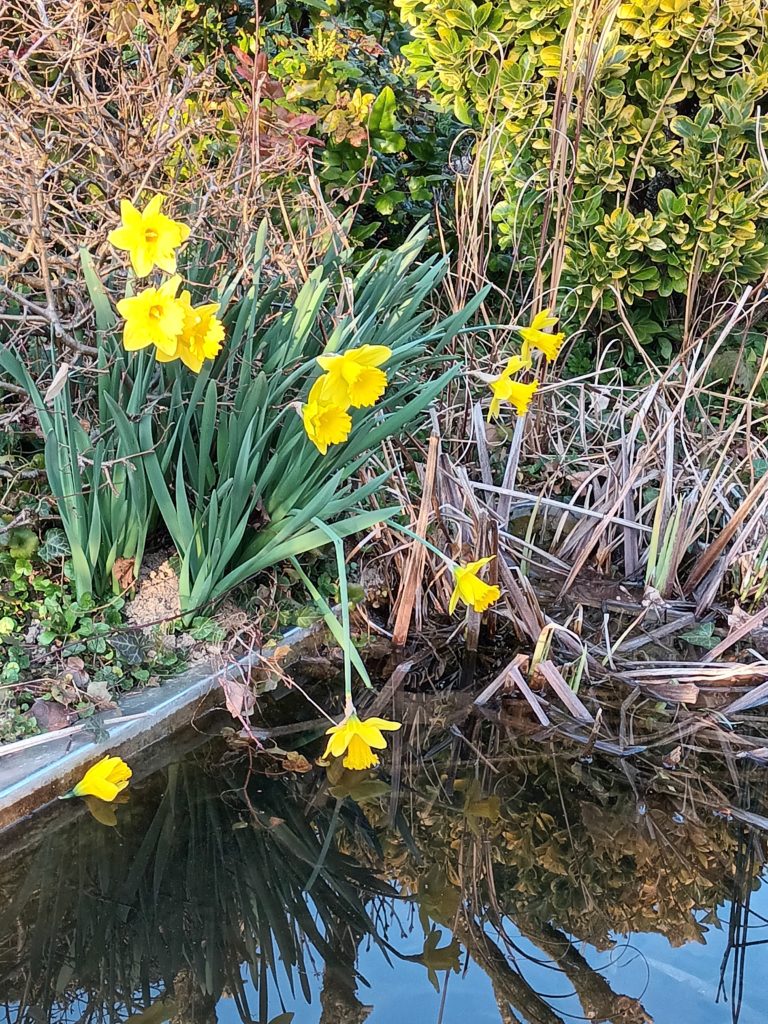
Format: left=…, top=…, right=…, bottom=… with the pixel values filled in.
left=316, top=344, right=392, bottom=408
left=156, top=291, right=224, bottom=373
left=108, top=195, right=190, bottom=278
left=449, top=556, right=501, bottom=614
left=488, top=376, right=539, bottom=421
left=302, top=375, right=352, bottom=455
left=323, top=711, right=401, bottom=770
left=519, top=308, right=565, bottom=362
left=116, top=275, right=186, bottom=357
left=72, top=755, right=132, bottom=802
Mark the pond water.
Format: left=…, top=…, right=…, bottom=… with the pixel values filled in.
left=2, top=716, right=768, bottom=1024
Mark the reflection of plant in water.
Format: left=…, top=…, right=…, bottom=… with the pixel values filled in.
left=337, top=739, right=762, bottom=1023
left=0, top=738, right=764, bottom=1024
left=0, top=758, right=390, bottom=1024
left=354, top=745, right=744, bottom=944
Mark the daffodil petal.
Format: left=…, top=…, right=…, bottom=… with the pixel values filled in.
left=328, top=724, right=354, bottom=758
left=465, top=556, right=494, bottom=574
left=118, top=199, right=142, bottom=227
left=359, top=717, right=401, bottom=732
left=144, top=193, right=165, bottom=216
left=353, top=344, right=392, bottom=367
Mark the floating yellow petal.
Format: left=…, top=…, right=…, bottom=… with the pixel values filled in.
left=323, top=712, right=401, bottom=770
left=156, top=291, right=225, bottom=372
left=518, top=308, right=565, bottom=362
left=316, top=344, right=392, bottom=408
left=488, top=376, right=539, bottom=421
left=72, top=755, right=132, bottom=803
left=449, top=556, right=501, bottom=615
left=302, top=375, right=352, bottom=455
left=116, top=275, right=186, bottom=357
left=108, top=195, right=190, bottom=278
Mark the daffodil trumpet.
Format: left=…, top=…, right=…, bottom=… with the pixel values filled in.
left=322, top=705, right=401, bottom=771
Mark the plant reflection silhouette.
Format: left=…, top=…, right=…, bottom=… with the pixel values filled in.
left=0, top=737, right=764, bottom=1024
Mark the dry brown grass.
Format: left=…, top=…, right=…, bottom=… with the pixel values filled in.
left=380, top=54, right=768, bottom=732
left=0, top=0, right=345, bottom=382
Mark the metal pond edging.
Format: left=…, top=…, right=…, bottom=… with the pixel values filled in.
left=0, top=621, right=323, bottom=835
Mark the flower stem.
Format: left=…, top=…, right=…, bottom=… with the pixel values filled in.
left=388, top=520, right=455, bottom=568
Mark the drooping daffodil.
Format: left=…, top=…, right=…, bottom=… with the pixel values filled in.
left=116, top=275, right=186, bottom=358
left=108, top=195, right=190, bottom=278
left=302, top=375, right=352, bottom=455
left=488, top=376, right=539, bottom=421
left=449, top=556, right=501, bottom=614
left=323, top=710, right=401, bottom=770
left=316, top=344, right=392, bottom=409
left=519, top=308, right=565, bottom=363
left=70, top=755, right=132, bottom=802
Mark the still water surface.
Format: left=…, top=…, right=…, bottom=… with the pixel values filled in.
left=1, top=730, right=767, bottom=1024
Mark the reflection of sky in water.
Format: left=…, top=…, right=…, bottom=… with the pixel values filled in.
left=216, top=883, right=768, bottom=1024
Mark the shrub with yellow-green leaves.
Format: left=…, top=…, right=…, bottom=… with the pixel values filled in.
left=396, top=0, right=768, bottom=325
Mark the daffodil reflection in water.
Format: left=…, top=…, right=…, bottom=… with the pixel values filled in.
left=323, top=711, right=401, bottom=770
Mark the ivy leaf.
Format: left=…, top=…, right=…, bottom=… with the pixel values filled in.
left=680, top=621, right=718, bottom=650
left=110, top=630, right=147, bottom=666
left=39, top=528, right=71, bottom=563
left=374, top=190, right=406, bottom=215
left=189, top=616, right=225, bottom=643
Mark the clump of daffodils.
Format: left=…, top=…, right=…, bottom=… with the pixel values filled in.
left=302, top=344, right=392, bottom=455
left=487, top=308, right=565, bottom=422
left=110, top=196, right=224, bottom=373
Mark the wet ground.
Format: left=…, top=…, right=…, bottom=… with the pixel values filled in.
left=2, top=692, right=768, bottom=1024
